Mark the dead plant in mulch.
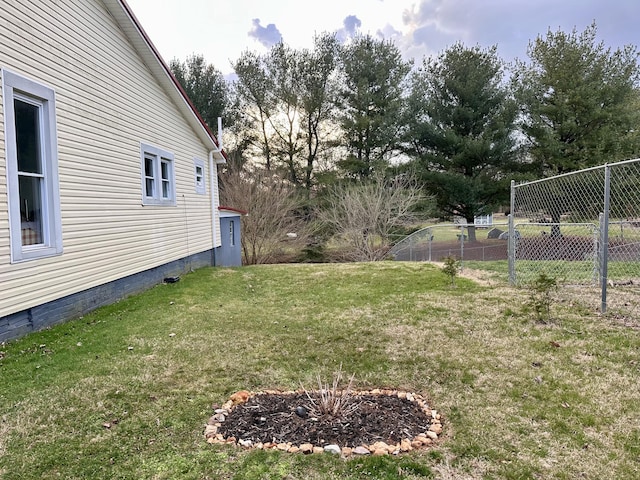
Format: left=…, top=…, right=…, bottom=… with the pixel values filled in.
left=301, top=365, right=359, bottom=418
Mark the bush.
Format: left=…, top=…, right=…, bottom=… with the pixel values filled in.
left=441, top=255, right=461, bottom=287
left=527, top=273, right=557, bottom=322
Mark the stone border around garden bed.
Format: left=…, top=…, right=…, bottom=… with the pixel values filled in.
left=204, top=389, right=442, bottom=458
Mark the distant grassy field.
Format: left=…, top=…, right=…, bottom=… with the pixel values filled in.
left=1, top=262, right=640, bottom=479
left=405, top=223, right=510, bottom=244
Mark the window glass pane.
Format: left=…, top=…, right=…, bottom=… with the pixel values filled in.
left=18, top=175, right=43, bottom=245
left=144, top=155, right=154, bottom=177
left=144, top=155, right=154, bottom=197
left=161, top=160, right=171, bottom=198
left=145, top=178, right=154, bottom=197
left=14, top=99, right=42, bottom=174
left=161, top=160, right=169, bottom=180
left=230, top=220, right=235, bottom=246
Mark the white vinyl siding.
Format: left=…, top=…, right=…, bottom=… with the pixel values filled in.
left=0, top=0, right=222, bottom=318
left=2, top=69, right=63, bottom=262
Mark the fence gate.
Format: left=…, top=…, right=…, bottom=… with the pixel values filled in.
left=510, top=158, right=640, bottom=317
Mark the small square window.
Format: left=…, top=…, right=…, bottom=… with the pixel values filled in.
left=194, top=159, right=205, bottom=194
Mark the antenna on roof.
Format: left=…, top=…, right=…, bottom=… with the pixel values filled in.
left=216, top=117, right=223, bottom=152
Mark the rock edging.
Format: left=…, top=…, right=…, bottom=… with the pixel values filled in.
left=204, top=389, right=442, bottom=457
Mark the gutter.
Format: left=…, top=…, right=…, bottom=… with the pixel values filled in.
left=209, top=118, right=227, bottom=266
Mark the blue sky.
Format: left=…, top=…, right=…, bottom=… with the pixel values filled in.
left=125, top=0, right=640, bottom=75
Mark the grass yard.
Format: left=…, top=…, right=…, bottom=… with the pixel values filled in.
left=1, top=262, right=640, bottom=479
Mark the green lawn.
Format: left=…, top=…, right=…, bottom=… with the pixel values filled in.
left=1, top=262, right=640, bottom=479
left=410, top=223, right=509, bottom=243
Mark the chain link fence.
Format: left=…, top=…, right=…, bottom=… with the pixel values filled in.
left=390, top=223, right=509, bottom=263
left=510, top=158, right=640, bottom=318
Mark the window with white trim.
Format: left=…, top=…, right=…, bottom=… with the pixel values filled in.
left=3, top=69, right=63, bottom=262
left=140, top=143, right=175, bottom=206
left=194, top=159, right=205, bottom=194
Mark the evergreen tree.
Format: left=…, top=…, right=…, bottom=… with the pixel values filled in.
left=513, top=23, right=640, bottom=176
left=406, top=43, right=518, bottom=240
left=169, top=55, right=229, bottom=131
left=338, top=35, right=412, bottom=179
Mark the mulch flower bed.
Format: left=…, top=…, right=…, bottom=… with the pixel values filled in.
left=204, top=389, right=442, bottom=457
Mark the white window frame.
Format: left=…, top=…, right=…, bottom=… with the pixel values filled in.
left=3, top=69, right=63, bottom=263
left=194, top=158, right=206, bottom=194
left=140, top=143, right=176, bottom=206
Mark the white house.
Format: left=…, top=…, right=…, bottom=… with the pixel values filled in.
left=0, top=0, right=228, bottom=341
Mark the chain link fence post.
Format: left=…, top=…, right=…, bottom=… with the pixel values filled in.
left=508, top=179, right=516, bottom=285
left=600, top=165, right=611, bottom=313
left=459, top=225, right=465, bottom=271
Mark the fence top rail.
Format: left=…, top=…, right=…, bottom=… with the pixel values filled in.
left=389, top=222, right=509, bottom=251
left=514, top=222, right=598, bottom=227
left=513, top=157, right=640, bottom=188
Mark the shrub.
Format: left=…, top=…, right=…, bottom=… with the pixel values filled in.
left=441, top=255, right=461, bottom=287
left=528, top=273, right=557, bottom=322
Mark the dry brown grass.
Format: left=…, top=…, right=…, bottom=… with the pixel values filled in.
left=374, top=272, right=640, bottom=478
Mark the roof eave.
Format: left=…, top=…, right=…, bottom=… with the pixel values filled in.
left=102, top=0, right=228, bottom=162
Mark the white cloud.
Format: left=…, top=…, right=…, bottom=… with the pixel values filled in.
left=125, top=0, right=640, bottom=75
left=336, top=15, right=362, bottom=43
left=248, top=19, right=283, bottom=48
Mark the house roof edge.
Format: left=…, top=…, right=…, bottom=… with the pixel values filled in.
left=103, top=0, right=228, bottom=162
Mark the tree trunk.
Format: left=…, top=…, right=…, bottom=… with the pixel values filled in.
left=550, top=208, right=562, bottom=238
left=465, top=219, right=477, bottom=242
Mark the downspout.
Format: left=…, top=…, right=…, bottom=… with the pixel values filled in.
left=209, top=150, right=218, bottom=266
left=209, top=117, right=225, bottom=266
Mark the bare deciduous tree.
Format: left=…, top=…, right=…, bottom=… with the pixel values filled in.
left=318, top=175, right=423, bottom=261
left=219, top=165, right=309, bottom=264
